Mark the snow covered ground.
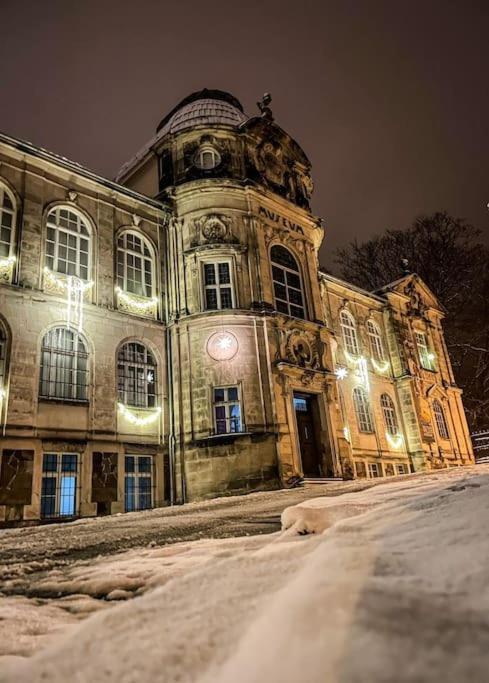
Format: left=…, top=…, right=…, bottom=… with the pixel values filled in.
left=1, top=466, right=488, bottom=682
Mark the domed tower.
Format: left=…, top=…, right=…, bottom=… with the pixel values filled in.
left=118, top=89, right=339, bottom=503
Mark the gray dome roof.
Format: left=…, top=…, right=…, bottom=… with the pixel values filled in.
left=156, top=89, right=247, bottom=136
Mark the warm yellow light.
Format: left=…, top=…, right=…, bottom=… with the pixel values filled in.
left=371, top=358, right=390, bottom=373
left=207, top=332, right=239, bottom=361
left=335, top=366, right=348, bottom=380
left=343, top=426, right=351, bottom=442
left=386, top=432, right=403, bottom=449
left=115, top=286, right=158, bottom=311
left=117, top=403, right=161, bottom=426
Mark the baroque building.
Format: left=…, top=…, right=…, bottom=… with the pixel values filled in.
left=0, top=89, right=474, bottom=523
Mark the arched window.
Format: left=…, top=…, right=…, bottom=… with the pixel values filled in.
left=39, top=327, right=88, bottom=401
left=433, top=399, right=449, bottom=439
left=380, top=393, right=399, bottom=435
left=194, top=145, right=221, bottom=170
left=116, top=232, right=155, bottom=298
left=353, top=386, right=374, bottom=433
left=0, top=181, right=16, bottom=261
left=270, top=245, right=305, bottom=319
left=45, top=207, right=91, bottom=281
left=367, top=320, right=385, bottom=362
left=117, top=342, right=157, bottom=408
left=340, top=310, right=359, bottom=356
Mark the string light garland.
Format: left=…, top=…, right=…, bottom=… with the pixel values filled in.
left=117, top=403, right=161, bottom=426
left=115, top=287, right=158, bottom=312
left=386, top=432, right=403, bottom=449
left=43, top=267, right=93, bottom=332
left=371, top=358, right=390, bottom=374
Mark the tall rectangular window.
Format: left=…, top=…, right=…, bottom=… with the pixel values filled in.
left=202, top=261, right=234, bottom=310
left=213, top=386, right=242, bottom=434
left=368, top=462, right=381, bottom=478
left=414, top=331, right=436, bottom=371
left=40, top=453, right=79, bottom=518
left=125, top=455, right=154, bottom=512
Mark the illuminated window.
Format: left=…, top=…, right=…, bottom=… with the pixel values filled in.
left=366, top=320, right=384, bottom=362
left=380, top=393, right=399, bottom=435
left=414, top=331, right=435, bottom=371
left=433, top=399, right=449, bottom=440
left=202, top=261, right=234, bottom=310
left=39, top=327, right=88, bottom=401
left=45, top=207, right=91, bottom=281
left=0, top=181, right=16, bottom=261
left=213, top=386, right=242, bottom=434
left=41, top=453, right=79, bottom=518
left=194, top=145, right=221, bottom=170
left=353, top=386, right=374, bottom=433
left=117, top=342, right=157, bottom=408
left=340, top=310, right=359, bottom=356
left=368, top=462, right=381, bottom=478
left=117, top=231, right=155, bottom=298
left=125, top=455, right=154, bottom=512
left=270, top=245, right=305, bottom=319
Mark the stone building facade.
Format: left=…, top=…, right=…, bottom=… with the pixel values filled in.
left=0, top=90, right=474, bottom=523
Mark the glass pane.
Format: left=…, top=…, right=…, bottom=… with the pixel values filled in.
left=59, top=475, right=76, bottom=515
left=228, top=387, right=238, bottom=401
left=214, top=388, right=225, bottom=402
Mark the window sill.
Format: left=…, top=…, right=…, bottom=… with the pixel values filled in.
left=192, top=431, right=271, bottom=448
left=38, top=397, right=89, bottom=407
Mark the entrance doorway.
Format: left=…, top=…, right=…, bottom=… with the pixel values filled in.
left=293, top=392, right=322, bottom=477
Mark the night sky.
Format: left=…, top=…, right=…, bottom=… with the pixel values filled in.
left=1, top=0, right=488, bottom=268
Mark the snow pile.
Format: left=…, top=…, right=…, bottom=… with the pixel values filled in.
left=1, top=467, right=489, bottom=682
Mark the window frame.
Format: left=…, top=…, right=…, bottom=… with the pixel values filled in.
left=194, top=145, right=221, bottom=170
left=0, top=322, right=6, bottom=396
left=380, top=393, right=399, bottom=436
left=270, top=245, right=306, bottom=320
left=414, top=330, right=436, bottom=371
left=366, top=319, right=385, bottom=362
left=39, top=327, right=89, bottom=402
left=0, top=181, right=17, bottom=263
left=433, top=399, right=450, bottom=440
left=353, top=386, right=374, bottom=433
left=201, top=258, right=236, bottom=311
left=124, top=454, right=155, bottom=512
left=40, top=452, right=80, bottom=519
left=45, top=206, right=92, bottom=282
left=212, top=385, right=243, bottom=435
left=117, top=341, right=158, bottom=409
left=340, top=310, right=359, bottom=356
left=116, top=230, right=156, bottom=299
left=368, top=462, right=381, bottom=478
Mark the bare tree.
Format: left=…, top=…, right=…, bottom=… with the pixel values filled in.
left=333, top=211, right=489, bottom=429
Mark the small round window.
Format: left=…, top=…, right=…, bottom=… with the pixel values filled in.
left=194, top=145, right=221, bottom=170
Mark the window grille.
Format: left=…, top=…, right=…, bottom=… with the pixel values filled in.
left=202, top=261, right=234, bottom=310
left=340, top=310, right=359, bottom=356
left=39, top=327, right=88, bottom=401
left=116, top=231, right=155, bottom=298
left=40, top=452, right=80, bottom=518
left=213, top=386, right=242, bottom=434
left=367, top=320, right=385, bottom=361
left=45, top=207, right=91, bottom=280
left=414, top=331, right=435, bottom=371
left=353, top=386, right=374, bottom=433
left=270, top=245, right=305, bottom=319
left=117, top=342, right=157, bottom=408
left=380, top=393, right=399, bottom=435
left=125, top=455, right=154, bottom=512
left=0, top=183, right=16, bottom=260
left=433, top=400, right=450, bottom=440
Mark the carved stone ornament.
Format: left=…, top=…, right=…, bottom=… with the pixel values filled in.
left=67, top=190, right=78, bottom=203
left=300, top=369, right=316, bottom=386
left=132, top=214, right=141, bottom=227
left=254, top=139, right=286, bottom=186
left=196, top=214, right=231, bottom=243
left=405, top=280, right=426, bottom=317
left=281, top=328, right=322, bottom=370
